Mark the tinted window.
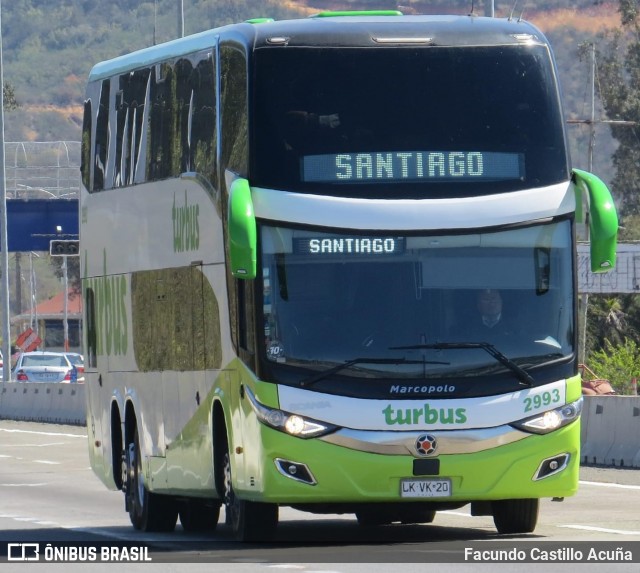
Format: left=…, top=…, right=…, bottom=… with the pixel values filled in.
left=253, top=45, right=568, bottom=198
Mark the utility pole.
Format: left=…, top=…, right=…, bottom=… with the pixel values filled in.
left=63, top=256, right=69, bottom=351
left=0, top=0, right=10, bottom=382
left=50, top=239, right=78, bottom=351
left=485, top=0, right=494, bottom=17
left=14, top=252, right=21, bottom=316
left=29, top=252, right=38, bottom=333
left=178, top=0, right=184, bottom=38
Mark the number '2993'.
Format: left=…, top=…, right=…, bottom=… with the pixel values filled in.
left=524, top=389, right=561, bottom=412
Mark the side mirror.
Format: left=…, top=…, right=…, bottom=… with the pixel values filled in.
left=572, top=169, right=618, bottom=273
left=228, top=177, right=257, bottom=279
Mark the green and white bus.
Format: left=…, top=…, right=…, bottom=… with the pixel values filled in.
left=80, top=12, right=618, bottom=541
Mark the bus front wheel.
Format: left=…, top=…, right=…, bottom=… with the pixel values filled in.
left=492, top=498, right=539, bottom=534
left=126, top=429, right=178, bottom=532
left=221, top=449, right=278, bottom=541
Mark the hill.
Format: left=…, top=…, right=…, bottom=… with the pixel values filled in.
left=0, top=0, right=624, bottom=184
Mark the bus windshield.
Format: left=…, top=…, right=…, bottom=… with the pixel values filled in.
left=260, top=220, right=574, bottom=393
left=253, top=44, right=568, bottom=198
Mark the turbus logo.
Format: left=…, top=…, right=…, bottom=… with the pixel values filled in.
left=83, top=250, right=128, bottom=357
left=172, top=190, right=200, bottom=253
left=382, top=403, right=467, bottom=426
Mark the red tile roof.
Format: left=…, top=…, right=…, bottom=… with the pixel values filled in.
left=27, top=289, right=82, bottom=317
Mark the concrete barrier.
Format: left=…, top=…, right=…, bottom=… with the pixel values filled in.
left=581, top=395, right=640, bottom=468
left=0, top=381, right=86, bottom=426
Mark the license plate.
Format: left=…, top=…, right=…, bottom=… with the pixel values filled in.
left=38, top=372, right=58, bottom=381
left=400, top=478, right=452, bottom=498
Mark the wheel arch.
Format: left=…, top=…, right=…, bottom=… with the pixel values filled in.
left=110, top=399, right=124, bottom=490
left=212, top=398, right=228, bottom=498
left=124, top=399, right=138, bottom=457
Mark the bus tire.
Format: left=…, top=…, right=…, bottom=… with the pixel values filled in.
left=221, top=448, right=278, bottom=541
left=492, top=498, right=539, bottom=534
left=127, top=428, right=178, bottom=532
left=398, top=505, right=436, bottom=525
left=179, top=499, right=221, bottom=532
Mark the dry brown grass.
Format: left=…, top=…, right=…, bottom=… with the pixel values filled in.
left=527, top=5, right=622, bottom=32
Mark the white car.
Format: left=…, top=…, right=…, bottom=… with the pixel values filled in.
left=13, top=351, right=78, bottom=383
left=64, top=352, right=85, bottom=382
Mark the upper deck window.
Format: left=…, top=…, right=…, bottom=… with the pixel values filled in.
left=252, top=44, right=568, bottom=198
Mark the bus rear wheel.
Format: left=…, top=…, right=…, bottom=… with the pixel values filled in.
left=221, top=449, right=278, bottom=542
left=126, top=429, right=178, bottom=532
left=492, top=498, right=539, bottom=534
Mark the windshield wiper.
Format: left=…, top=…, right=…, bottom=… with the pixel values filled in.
left=299, top=357, right=448, bottom=388
left=389, top=342, right=534, bottom=387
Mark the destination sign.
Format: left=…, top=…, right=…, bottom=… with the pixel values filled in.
left=293, top=237, right=405, bottom=256
left=302, top=151, right=524, bottom=183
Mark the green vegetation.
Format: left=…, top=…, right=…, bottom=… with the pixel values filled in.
left=588, top=338, right=640, bottom=395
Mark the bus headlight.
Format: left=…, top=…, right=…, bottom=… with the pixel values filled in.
left=511, top=397, right=583, bottom=435
left=245, top=386, right=338, bottom=439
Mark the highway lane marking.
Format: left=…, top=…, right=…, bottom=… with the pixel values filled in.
left=0, top=453, right=61, bottom=465
left=0, top=428, right=87, bottom=439
left=0, top=483, right=48, bottom=487
left=579, top=480, right=640, bottom=490
left=558, top=524, right=640, bottom=535
left=1, top=441, right=69, bottom=448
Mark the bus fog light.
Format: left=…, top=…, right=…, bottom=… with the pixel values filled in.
left=275, top=458, right=317, bottom=485
left=534, top=453, right=570, bottom=480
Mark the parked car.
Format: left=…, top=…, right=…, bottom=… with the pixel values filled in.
left=64, top=353, right=84, bottom=382
left=13, top=351, right=78, bottom=383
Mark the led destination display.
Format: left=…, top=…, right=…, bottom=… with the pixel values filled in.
left=302, top=150, right=524, bottom=184
left=293, top=236, right=405, bottom=256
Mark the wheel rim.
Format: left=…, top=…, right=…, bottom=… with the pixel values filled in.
left=133, top=436, right=145, bottom=515
left=222, top=452, right=238, bottom=525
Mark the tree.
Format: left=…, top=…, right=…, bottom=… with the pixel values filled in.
left=3, top=82, right=19, bottom=110
left=49, top=255, right=81, bottom=295
left=588, top=338, right=640, bottom=394
left=596, top=0, right=640, bottom=216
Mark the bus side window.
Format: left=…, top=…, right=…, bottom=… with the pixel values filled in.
left=85, top=286, right=97, bottom=368
left=220, top=44, right=248, bottom=177
left=190, top=54, right=217, bottom=187
left=81, top=98, right=92, bottom=191
left=237, top=279, right=256, bottom=367
left=93, top=80, right=110, bottom=192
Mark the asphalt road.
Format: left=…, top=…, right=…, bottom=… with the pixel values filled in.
left=0, top=420, right=639, bottom=572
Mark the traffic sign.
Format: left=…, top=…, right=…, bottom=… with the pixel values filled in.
left=1, top=199, right=78, bottom=252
